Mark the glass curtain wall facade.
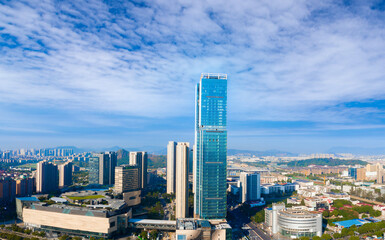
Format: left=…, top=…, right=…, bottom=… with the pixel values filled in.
left=88, top=156, right=100, bottom=185
left=194, top=73, right=227, bottom=219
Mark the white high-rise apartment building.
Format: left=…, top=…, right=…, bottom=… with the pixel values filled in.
left=239, top=172, right=261, bottom=203
left=175, top=142, right=189, bottom=219
left=167, top=141, right=177, bottom=194
left=58, top=161, right=72, bottom=188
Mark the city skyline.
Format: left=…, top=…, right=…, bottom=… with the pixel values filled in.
left=2, top=1, right=385, bottom=152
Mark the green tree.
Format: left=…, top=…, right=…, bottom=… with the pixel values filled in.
left=59, top=234, right=69, bottom=240
left=321, top=234, right=332, bottom=240
left=349, top=236, right=359, bottom=240
left=140, top=231, right=148, bottom=240
left=251, top=210, right=265, bottom=223
left=149, top=230, right=158, bottom=239
left=333, top=233, right=342, bottom=239
left=312, top=236, right=321, bottom=240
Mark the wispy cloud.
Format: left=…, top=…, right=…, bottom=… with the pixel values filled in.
left=1, top=0, right=385, bottom=150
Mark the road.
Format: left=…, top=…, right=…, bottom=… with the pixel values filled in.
left=228, top=206, right=271, bottom=240
left=247, top=222, right=271, bottom=240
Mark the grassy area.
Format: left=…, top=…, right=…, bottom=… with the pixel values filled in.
left=67, top=195, right=104, bottom=200
left=16, top=163, right=37, bottom=169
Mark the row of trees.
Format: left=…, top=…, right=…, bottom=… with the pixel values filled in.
left=0, top=232, right=40, bottom=240
left=297, top=233, right=332, bottom=240
left=0, top=224, right=45, bottom=237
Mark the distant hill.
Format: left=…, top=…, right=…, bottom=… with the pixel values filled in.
left=228, top=149, right=296, bottom=157
left=278, top=158, right=368, bottom=167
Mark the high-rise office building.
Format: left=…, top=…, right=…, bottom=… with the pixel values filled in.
left=36, top=161, right=59, bottom=193
left=239, top=172, right=261, bottom=203
left=194, top=73, right=227, bottom=219
left=59, top=162, right=73, bottom=188
left=129, top=152, right=148, bottom=189
left=114, top=165, right=139, bottom=193
left=88, top=152, right=117, bottom=185
left=167, top=141, right=177, bottom=194
left=176, top=142, right=190, bottom=219
left=88, top=156, right=100, bottom=185
left=0, top=177, right=16, bottom=203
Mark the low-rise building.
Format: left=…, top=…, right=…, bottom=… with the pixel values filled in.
left=176, top=218, right=232, bottom=240
left=16, top=196, right=39, bottom=220
left=265, top=203, right=322, bottom=238
left=23, top=202, right=131, bottom=238
left=294, top=180, right=314, bottom=189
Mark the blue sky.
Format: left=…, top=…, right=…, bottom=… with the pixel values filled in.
left=1, top=0, right=385, bottom=153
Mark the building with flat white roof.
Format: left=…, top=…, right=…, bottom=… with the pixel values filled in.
left=265, top=203, right=322, bottom=238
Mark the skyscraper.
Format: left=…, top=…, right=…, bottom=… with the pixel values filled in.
left=167, top=141, right=177, bottom=194
left=194, top=73, right=227, bottom=219
left=36, top=160, right=59, bottom=193
left=129, top=152, right=148, bottom=189
left=175, top=142, right=189, bottom=219
left=58, top=161, right=73, bottom=188
left=88, top=152, right=117, bottom=185
left=239, top=172, right=261, bottom=203
left=88, top=156, right=100, bottom=185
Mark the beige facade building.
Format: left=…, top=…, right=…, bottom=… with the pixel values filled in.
left=167, top=141, right=177, bottom=194
left=23, top=203, right=131, bottom=238
left=260, top=174, right=288, bottom=184
left=176, top=142, right=189, bottom=219
left=114, top=165, right=139, bottom=193
left=123, top=190, right=141, bottom=206
left=357, top=168, right=367, bottom=181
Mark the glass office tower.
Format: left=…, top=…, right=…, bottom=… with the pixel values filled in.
left=194, top=73, right=227, bottom=219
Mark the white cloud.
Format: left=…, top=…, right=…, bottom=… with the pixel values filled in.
left=0, top=0, right=385, bottom=127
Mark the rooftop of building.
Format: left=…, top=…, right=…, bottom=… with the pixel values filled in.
left=279, top=209, right=321, bottom=218
left=50, top=197, right=67, bottom=203
left=115, top=164, right=138, bottom=169
left=16, top=197, right=39, bottom=202
left=295, top=179, right=311, bottom=183
left=333, top=219, right=369, bottom=228
left=25, top=200, right=129, bottom=218
left=201, top=73, right=227, bottom=80
left=176, top=218, right=231, bottom=231
left=130, top=219, right=176, bottom=225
